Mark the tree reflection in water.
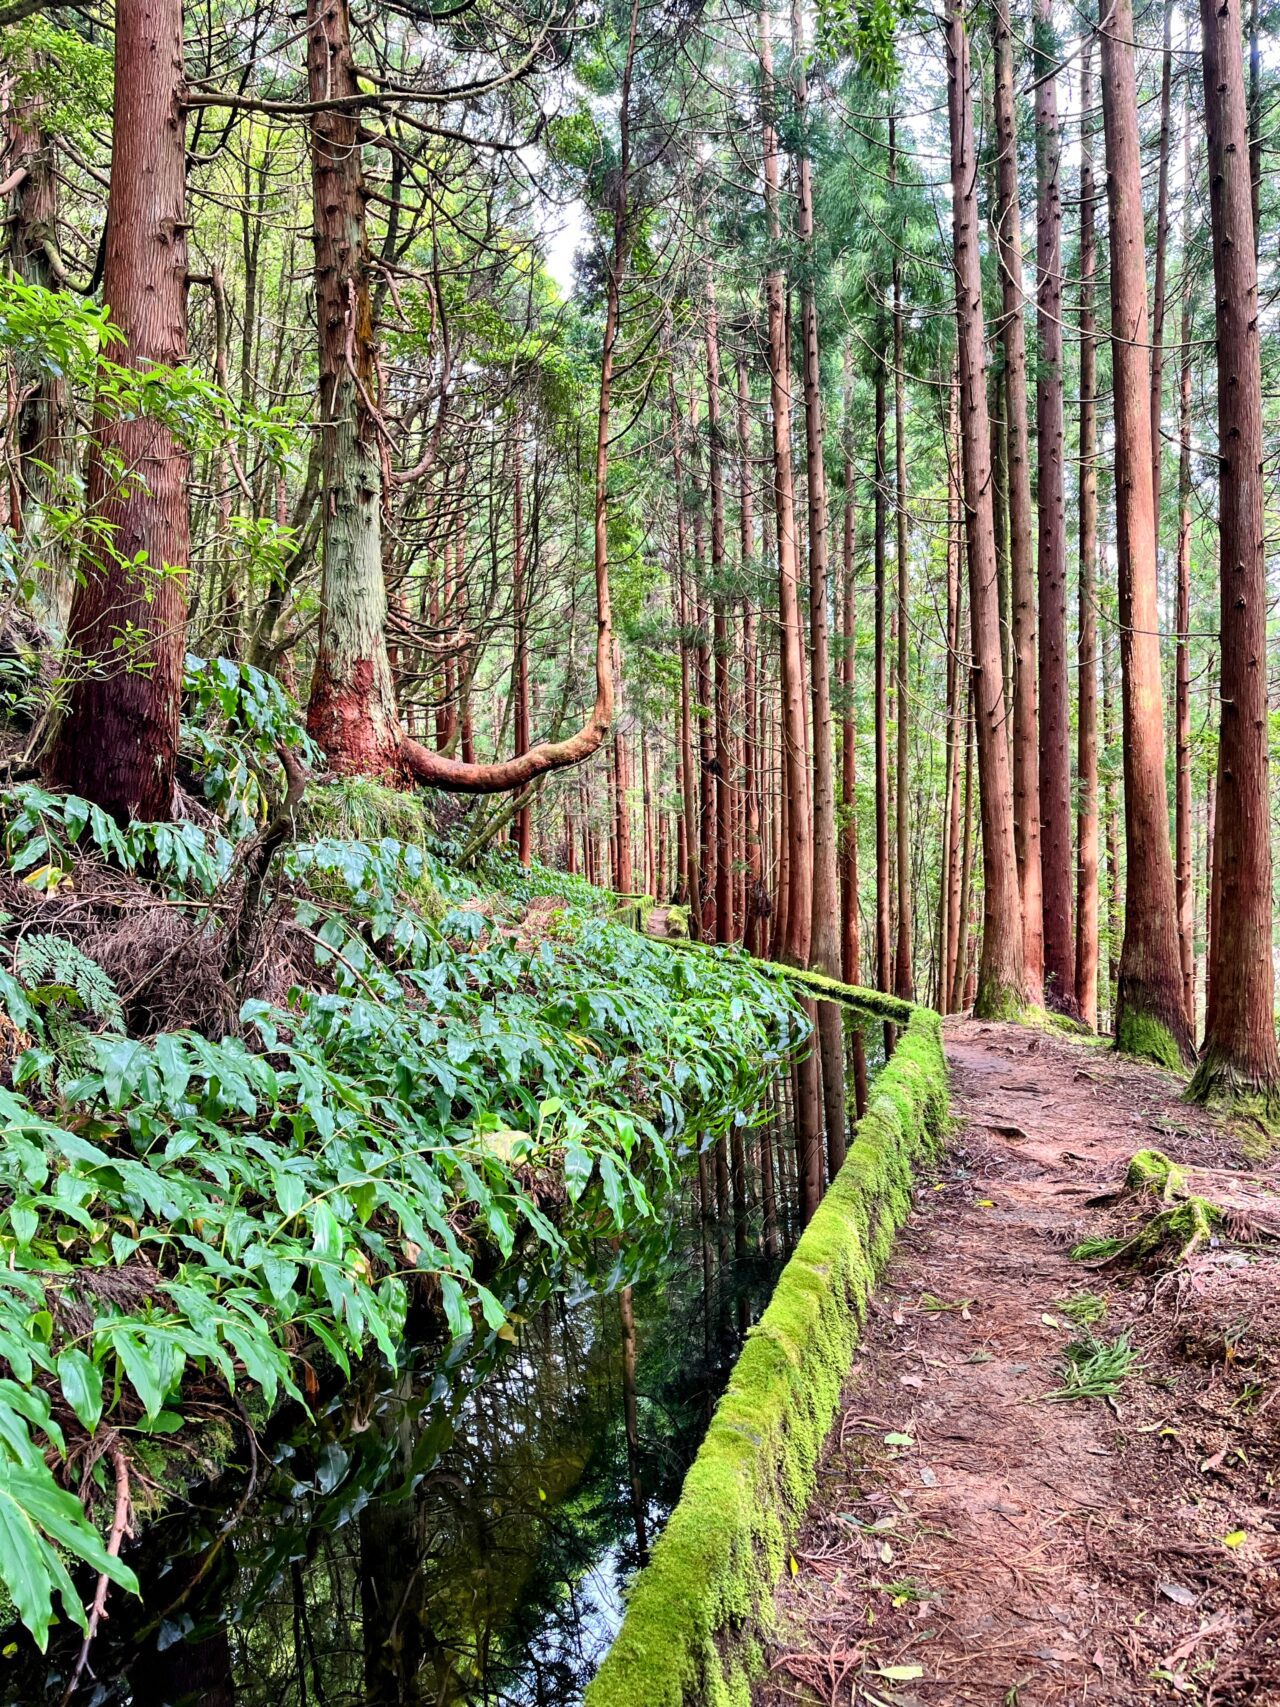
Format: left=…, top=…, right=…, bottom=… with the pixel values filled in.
left=19, top=1010, right=881, bottom=1707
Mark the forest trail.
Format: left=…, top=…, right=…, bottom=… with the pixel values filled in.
left=759, top=1020, right=1280, bottom=1706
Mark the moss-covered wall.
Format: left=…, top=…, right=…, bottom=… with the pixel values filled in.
left=584, top=1003, right=948, bottom=1707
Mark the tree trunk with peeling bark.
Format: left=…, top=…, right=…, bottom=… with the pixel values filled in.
left=304, top=0, right=620, bottom=795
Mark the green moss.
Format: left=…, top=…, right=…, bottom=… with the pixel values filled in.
left=1074, top=1147, right=1223, bottom=1268
left=299, top=774, right=436, bottom=848
left=645, top=938, right=914, bottom=1025
left=1114, top=1010, right=1185, bottom=1074
left=972, top=980, right=1027, bottom=1023
left=664, top=905, right=690, bottom=940
left=1124, top=1148, right=1188, bottom=1202
left=1186, top=1049, right=1280, bottom=1137
left=585, top=1007, right=948, bottom=1707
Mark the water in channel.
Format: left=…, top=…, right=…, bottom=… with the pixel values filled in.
left=12, top=1006, right=882, bottom=1707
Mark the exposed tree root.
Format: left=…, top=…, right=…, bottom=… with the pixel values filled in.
left=60, top=1442, right=131, bottom=1705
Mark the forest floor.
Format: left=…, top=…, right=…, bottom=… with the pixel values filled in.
left=756, top=1018, right=1280, bottom=1707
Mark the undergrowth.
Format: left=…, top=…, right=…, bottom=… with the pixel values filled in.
left=0, top=660, right=805, bottom=1649
left=1044, top=1332, right=1137, bottom=1403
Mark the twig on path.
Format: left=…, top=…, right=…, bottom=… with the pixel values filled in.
left=60, top=1441, right=131, bottom=1705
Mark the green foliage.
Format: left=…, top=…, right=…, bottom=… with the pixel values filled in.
left=1044, top=1333, right=1136, bottom=1403
left=1055, top=1291, right=1108, bottom=1328
left=182, top=653, right=320, bottom=836
left=0, top=781, right=803, bottom=1648
left=2, top=782, right=233, bottom=896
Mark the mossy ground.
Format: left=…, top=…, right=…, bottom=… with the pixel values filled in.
left=584, top=1003, right=948, bottom=1707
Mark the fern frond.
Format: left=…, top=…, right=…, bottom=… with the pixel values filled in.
left=15, top=935, right=124, bottom=1031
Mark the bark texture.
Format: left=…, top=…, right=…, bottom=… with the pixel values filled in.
left=1033, top=0, right=1075, bottom=1014
left=47, top=0, right=190, bottom=822
left=946, top=0, right=1027, bottom=1018
left=1099, top=0, right=1194, bottom=1066
left=1189, top=0, right=1280, bottom=1117
left=993, top=1, right=1044, bottom=1001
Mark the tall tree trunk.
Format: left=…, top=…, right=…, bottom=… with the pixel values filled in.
left=840, top=407, right=869, bottom=1116
left=1150, top=0, right=1174, bottom=534
left=305, top=0, right=618, bottom=794
left=512, top=416, right=532, bottom=865
left=1189, top=0, right=1280, bottom=1118
left=1075, top=22, right=1100, bottom=1030
left=939, top=372, right=964, bottom=1013
left=760, top=2, right=813, bottom=969
left=993, top=0, right=1044, bottom=1001
left=792, top=0, right=845, bottom=1174
left=1249, top=0, right=1261, bottom=249
left=48, top=0, right=190, bottom=822
left=303, top=0, right=401, bottom=773
left=1099, top=0, right=1194, bottom=1065
left=946, top=0, right=1028, bottom=1018
left=1034, top=0, right=1075, bottom=1013
left=890, top=118, right=914, bottom=1004
left=705, top=273, right=734, bottom=942
left=1174, top=118, right=1196, bottom=1034
left=873, top=359, right=893, bottom=1006
left=738, top=357, right=765, bottom=953
left=951, top=689, right=976, bottom=1012
left=669, top=368, right=703, bottom=935
left=1103, top=631, right=1122, bottom=1028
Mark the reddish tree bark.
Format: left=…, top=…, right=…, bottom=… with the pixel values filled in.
left=939, top=371, right=963, bottom=1012
left=1150, top=0, right=1174, bottom=530
left=873, top=359, right=892, bottom=1004
left=1033, top=0, right=1075, bottom=1014
left=946, top=0, right=1028, bottom=1018
left=890, top=117, right=913, bottom=1006
left=1075, top=24, right=1100, bottom=1030
left=738, top=356, right=765, bottom=954
left=760, top=2, right=812, bottom=971
left=792, top=0, right=845, bottom=1175
left=1189, top=0, right=1280, bottom=1117
left=705, top=273, right=734, bottom=942
left=1174, top=117, right=1196, bottom=1032
left=993, top=0, right=1044, bottom=1001
left=1099, top=0, right=1194, bottom=1064
left=48, top=0, right=190, bottom=822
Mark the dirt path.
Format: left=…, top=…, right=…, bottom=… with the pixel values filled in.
left=758, top=1018, right=1280, bottom=1707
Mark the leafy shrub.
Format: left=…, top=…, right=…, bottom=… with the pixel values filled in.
left=0, top=796, right=803, bottom=1647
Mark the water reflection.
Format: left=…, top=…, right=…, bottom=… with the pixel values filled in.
left=13, top=1007, right=882, bottom=1707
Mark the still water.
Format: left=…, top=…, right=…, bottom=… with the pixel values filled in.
left=12, top=1007, right=882, bottom=1707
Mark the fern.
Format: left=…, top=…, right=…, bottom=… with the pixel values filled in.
left=14, top=935, right=124, bottom=1030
